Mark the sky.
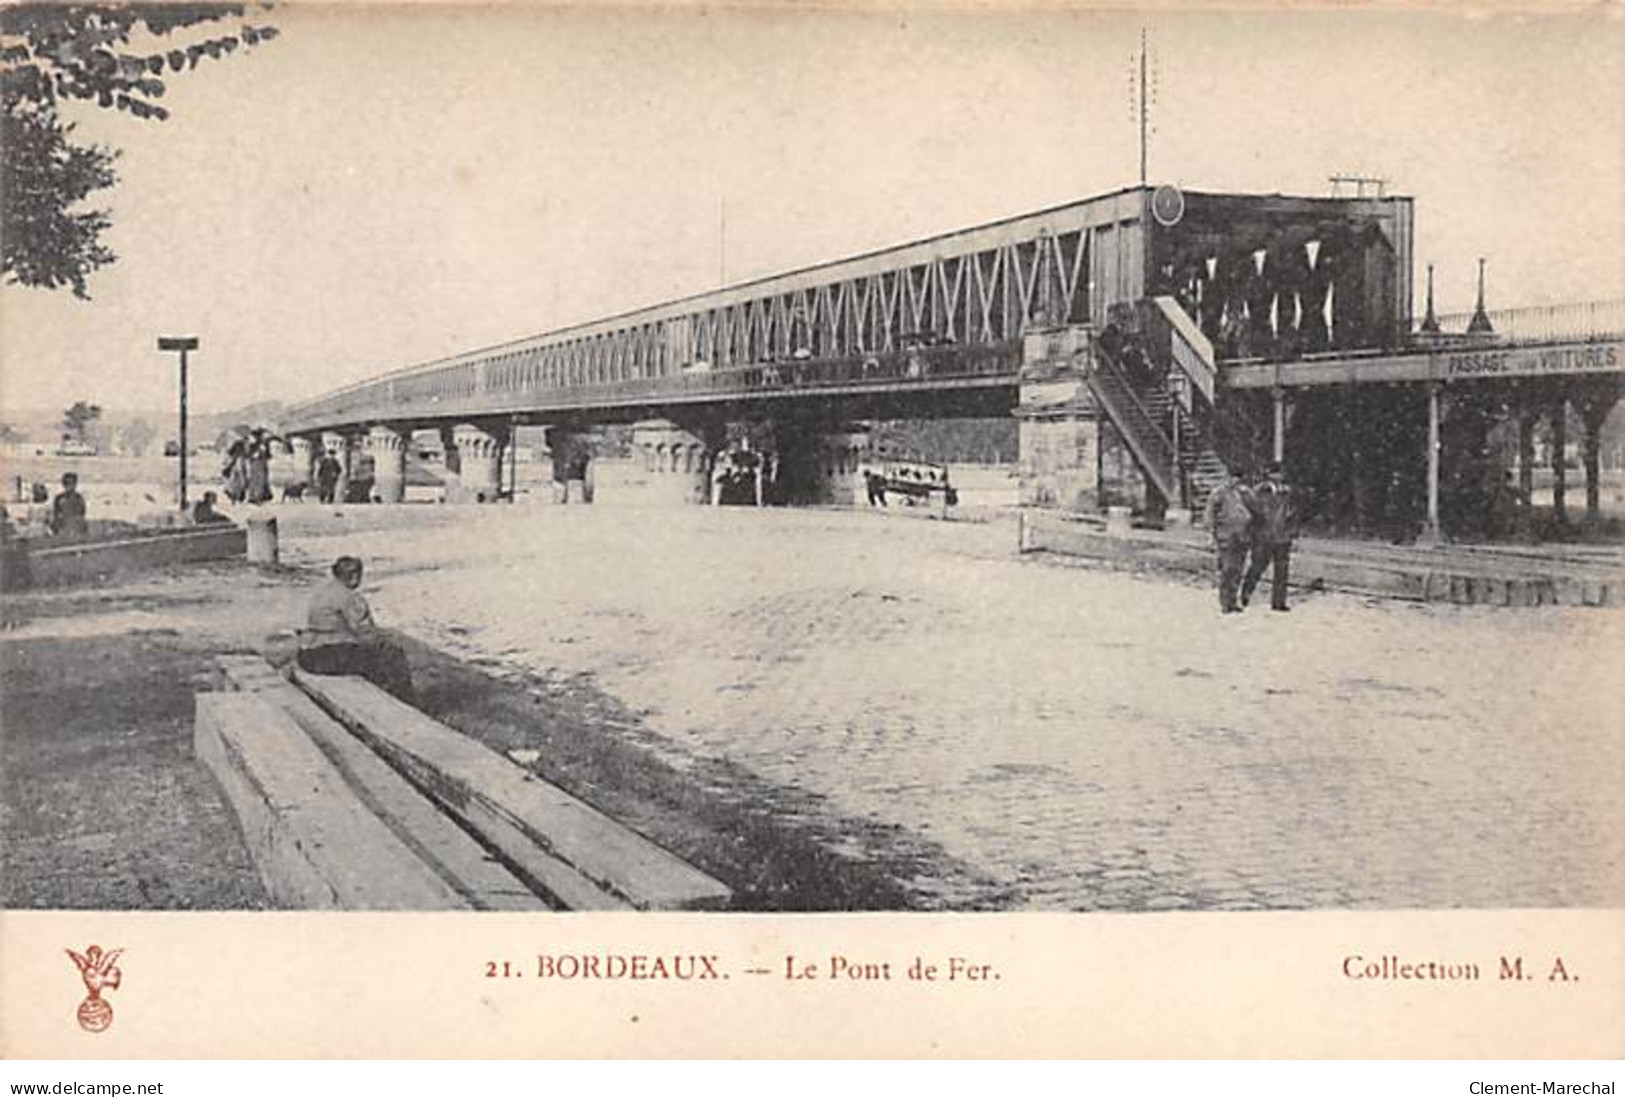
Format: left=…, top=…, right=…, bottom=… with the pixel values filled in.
left=2, top=3, right=1622, bottom=417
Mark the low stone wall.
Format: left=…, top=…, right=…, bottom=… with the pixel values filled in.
left=1019, top=511, right=1620, bottom=608
left=6, top=524, right=247, bottom=590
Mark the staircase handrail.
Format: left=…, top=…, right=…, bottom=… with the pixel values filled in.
left=1152, top=296, right=1217, bottom=407
left=1087, top=351, right=1180, bottom=504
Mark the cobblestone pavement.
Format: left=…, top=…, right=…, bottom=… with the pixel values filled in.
left=279, top=503, right=1625, bottom=911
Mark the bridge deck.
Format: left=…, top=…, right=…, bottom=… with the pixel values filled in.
left=1224, top=336, right=1623, bottom=390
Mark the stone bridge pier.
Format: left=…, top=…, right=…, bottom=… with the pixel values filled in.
left=365, top=424, right=410, bottom=503
left=808, top=427, right=870, bottom=506
left=631, top=420, right=715, bottom=505
left=537, top=426, right=599, bottom=504
left=616, top=414, right=870, bottom=508
left=759, top=417, right=870, bottom=506
left=441, top=422, right=508, bottom=503
left=290, top=435, right=318, bottom=490
left=1015, top=326, right=1104, bottom=513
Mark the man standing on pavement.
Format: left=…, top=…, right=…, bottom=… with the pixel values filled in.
left=1241, top=460, right=1296, bottom=612
left=315, top=450, right=342, bottom=504
left=1202, top=468, right=1258, bottom=614
left=48, top=472, right=88, bottom=538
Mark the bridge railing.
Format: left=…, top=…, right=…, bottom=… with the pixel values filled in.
left=1419, top=298, right=1625, bottom=346
left=1213, top=298, right=1625, bottom=369
left=282, top=340, right=1021, bottom=431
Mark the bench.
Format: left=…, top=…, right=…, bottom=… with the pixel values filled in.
left=290, top=668, right=732, bottom=911
left=195, top=691, right=480, bottom=910
left=214, top=656, right=548, bottom=911
left=206, top=655, right=731, bottom=911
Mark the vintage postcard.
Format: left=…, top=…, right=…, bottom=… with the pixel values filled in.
left=1, top=0, right=1621, bottom=1059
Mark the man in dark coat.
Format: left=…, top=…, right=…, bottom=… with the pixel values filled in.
left=191, top=491, right=232, bottom=525
left=1202, top=470, right=1259, bottom=614
left=1241, top=461, right=1297, bottom=612
left=315, top=451, right=342, bottom=504
left=48, top=473, right=88, bottom=538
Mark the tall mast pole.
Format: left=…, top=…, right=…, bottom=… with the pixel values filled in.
left=1138, top=27, right=1148, bottom=185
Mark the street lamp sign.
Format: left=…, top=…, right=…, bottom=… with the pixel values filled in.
left=158, top=335, right=200, bottom=509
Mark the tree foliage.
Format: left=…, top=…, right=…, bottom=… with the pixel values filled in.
left=61, top=400, right=102, bottom=443
left=2, top=4, right=279, bottom=298
left=3, top=104, right=117, bottom=297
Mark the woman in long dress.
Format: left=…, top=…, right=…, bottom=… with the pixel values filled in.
left=246, top=430, right=274, bottom=504
left=222, top=440, right=249, bottom=504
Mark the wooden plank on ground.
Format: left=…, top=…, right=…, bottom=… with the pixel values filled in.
left=293, top=669, right=732, bottom=911
left=216, top=657, right=550, bottom=911
left=194, top=691, right=472, bottom=910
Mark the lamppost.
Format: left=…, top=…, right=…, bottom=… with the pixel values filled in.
left=158, top=336, right=199, bottom=510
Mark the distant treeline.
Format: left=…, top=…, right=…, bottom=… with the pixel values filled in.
left=872, top=418, right=1017, bottom=464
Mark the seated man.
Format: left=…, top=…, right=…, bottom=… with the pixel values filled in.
left=295, top=556, right=416, bottom=702
left=191, top=490, right=233, bottom=525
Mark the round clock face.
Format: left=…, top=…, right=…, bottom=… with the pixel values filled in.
left=1152, top=184, right=1185, bottom=227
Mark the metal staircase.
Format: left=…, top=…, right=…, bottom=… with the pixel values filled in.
left=1082, top=296, right=1260, bottom=513
left=1084, top=350, right=1181, bottom=506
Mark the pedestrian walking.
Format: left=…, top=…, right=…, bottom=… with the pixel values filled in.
left=1241, top=461, right=1297, bottom=612
left=245, top=428, right=277, bottom=505
left=1202, top=469, right=1259, bottom=614
left=315, top=451, right=342, bottom=504
left=222, top=440, right=249, bottom=504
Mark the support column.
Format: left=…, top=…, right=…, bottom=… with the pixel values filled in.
left=290, top=435, right=317, bottom=490
left=817, top=429, right=868, bottom=506
left=366, top=424, right=409, bottom=504
left=436, top=425, right=461, bottom=502
left=1576, top=387, right=1617, bottom=523
left=451, top=423, right=505, bottom=503
left=1016, top=325, right=1100, bottom=512
left=1272, top=387, right=1287, bottom=464
left=321, top=431, right=355, bottom=504
left=1421, top=383, right=1442, bottom=544
left=630, top=420, right=711, bottom=505
left=1550, top=398, right=1569, bottom=525
left=1516, top=405, right=1536, bottom=501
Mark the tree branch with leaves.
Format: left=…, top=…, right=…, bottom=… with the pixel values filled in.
left=2, top=4, right=279, bottom=299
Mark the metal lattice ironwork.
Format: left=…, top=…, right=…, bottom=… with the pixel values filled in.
left=281, top=189, right=1153, bottom=433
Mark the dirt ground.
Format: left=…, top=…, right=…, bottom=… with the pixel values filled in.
left=0, top=553, right=980, bottom=911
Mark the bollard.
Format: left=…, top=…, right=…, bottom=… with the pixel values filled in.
left=246, top=515, right=279, bottom=566
left=1104, top=505, right=1133, bottom=536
